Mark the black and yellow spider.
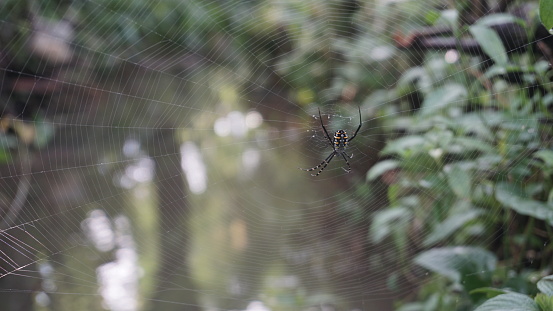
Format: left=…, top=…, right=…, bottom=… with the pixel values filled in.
left=300, top=107, right=362, bottom=176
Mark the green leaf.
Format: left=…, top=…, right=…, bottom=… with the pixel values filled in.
left=381, top=135, right=425, bottom=156
left=474, top=293, right=539, bottom=311
left=367, top=160, right=400, bottom=181
left=425, top=10, right=441, bottom=25
left=540, top=0, right=553, bottom=31
left=534, top=150, right=553, bottom=167
left=414, top=247, right=496, bottom=283
left=476, top=13, right=525, bottom=28
left=470, top=287, right=508, bottom=298
left=457, top=113, right=495, bottom=140
left=402, top=153, right=439, bottom=173
left=446, top=165, right=471, bottom=199
left=469, top=25, right=508, bottom=67
left=423, top=209, right=483, bottom=246
left=495, top=183, right=553, bottom=226
left=422, top=293, right=439, bottom=310
left=387, top=184, right=401, bottom=205
left=370, top=207, right=411, bottom=243
left=421, top=83, right=467, bottom=115
left=535, top=293, right=553, bottom=311
left=452, top=137, right=495, bottom=154
left=537, top=275, right=553, bottom=295
left=397, top=66, right=427, bottom=87
left=484, top=65, right=508, bottom=79
left=0, top=149, right=11, bottom=164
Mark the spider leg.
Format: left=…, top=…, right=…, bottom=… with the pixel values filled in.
left=347, top=106, right=362, bottom=142
left=340, top=152, right=352, bottom=173
left=318, top=108, right=334, bottom=148
left=299, top=151, right=336, bottom=176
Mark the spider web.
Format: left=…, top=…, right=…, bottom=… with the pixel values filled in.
left=0, top=0, right=551, bottom=310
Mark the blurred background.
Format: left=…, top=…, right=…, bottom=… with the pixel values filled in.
left=1, top=0, right=553, bottom=310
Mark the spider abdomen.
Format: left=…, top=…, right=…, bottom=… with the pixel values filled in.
left=334, top=130, right=348, bottom=150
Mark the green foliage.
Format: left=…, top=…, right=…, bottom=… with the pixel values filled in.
left=414, top=247, right=496, bottom=285
left=423, top=208, right=483, bottom=246
left=366, top=159, right=400, bottom=181
left=420, top=83, right=467, bottom=115
left=469, top=287, right=508, bottom=299
left=0, top=0, right=270, bottom=72
left=370, top=207, right=411, bottom=244
left=474, top=293, right=539, bottom=311
left=469, top=25, right=508, bottom=67
left=446, top=164, right=472, bottom=199
left=74, top=0, right=244, bottom=66
left=271, top=1, right=553, bottom=306
left=537, top=275, right=553, bottom=296
left=495, top=183, right=553, bottom=226
left=357, top=2, right=553, bottom=310
left=471, top=274, right=553, bottom=311
left=535, top=293, right=553, bottom=311
left=539, top=0, right=553, bottom=31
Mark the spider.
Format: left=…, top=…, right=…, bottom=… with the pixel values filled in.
left=299, top=107, right=362, bottom=176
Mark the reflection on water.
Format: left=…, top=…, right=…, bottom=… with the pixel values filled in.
left=34, top=291, right=51, bottom=307
left=181, top=142, right=208, bottom=194
left=82, top=210, right=140, bottom=311
left=118, top=139, right=154, bottom=189
left=245, top=300, right=271, bottom=311
left=241, top=148, right=261, bottom=176
left=214, top=110, right=263, bottom=138
left=34, top=263, right=55, bottom=307
left=123, top=139, right=142, bottom=158
left=81, top=210, right=115, bottom=252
